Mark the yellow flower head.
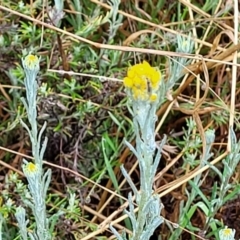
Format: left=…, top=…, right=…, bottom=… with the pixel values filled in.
left=219, top=227, right=235, bottom=240
left=24, top=162, right=38, bottom=175
left=123, top=61, right=161, bottom=101
left=24, top=54, right=39, bottom=70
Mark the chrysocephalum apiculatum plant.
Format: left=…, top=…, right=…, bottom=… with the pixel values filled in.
left=14, top=54, right=55, bottom=240
left=110, top=61, right=165, bottom=240
left=110, top=35, right=194, bottom=240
